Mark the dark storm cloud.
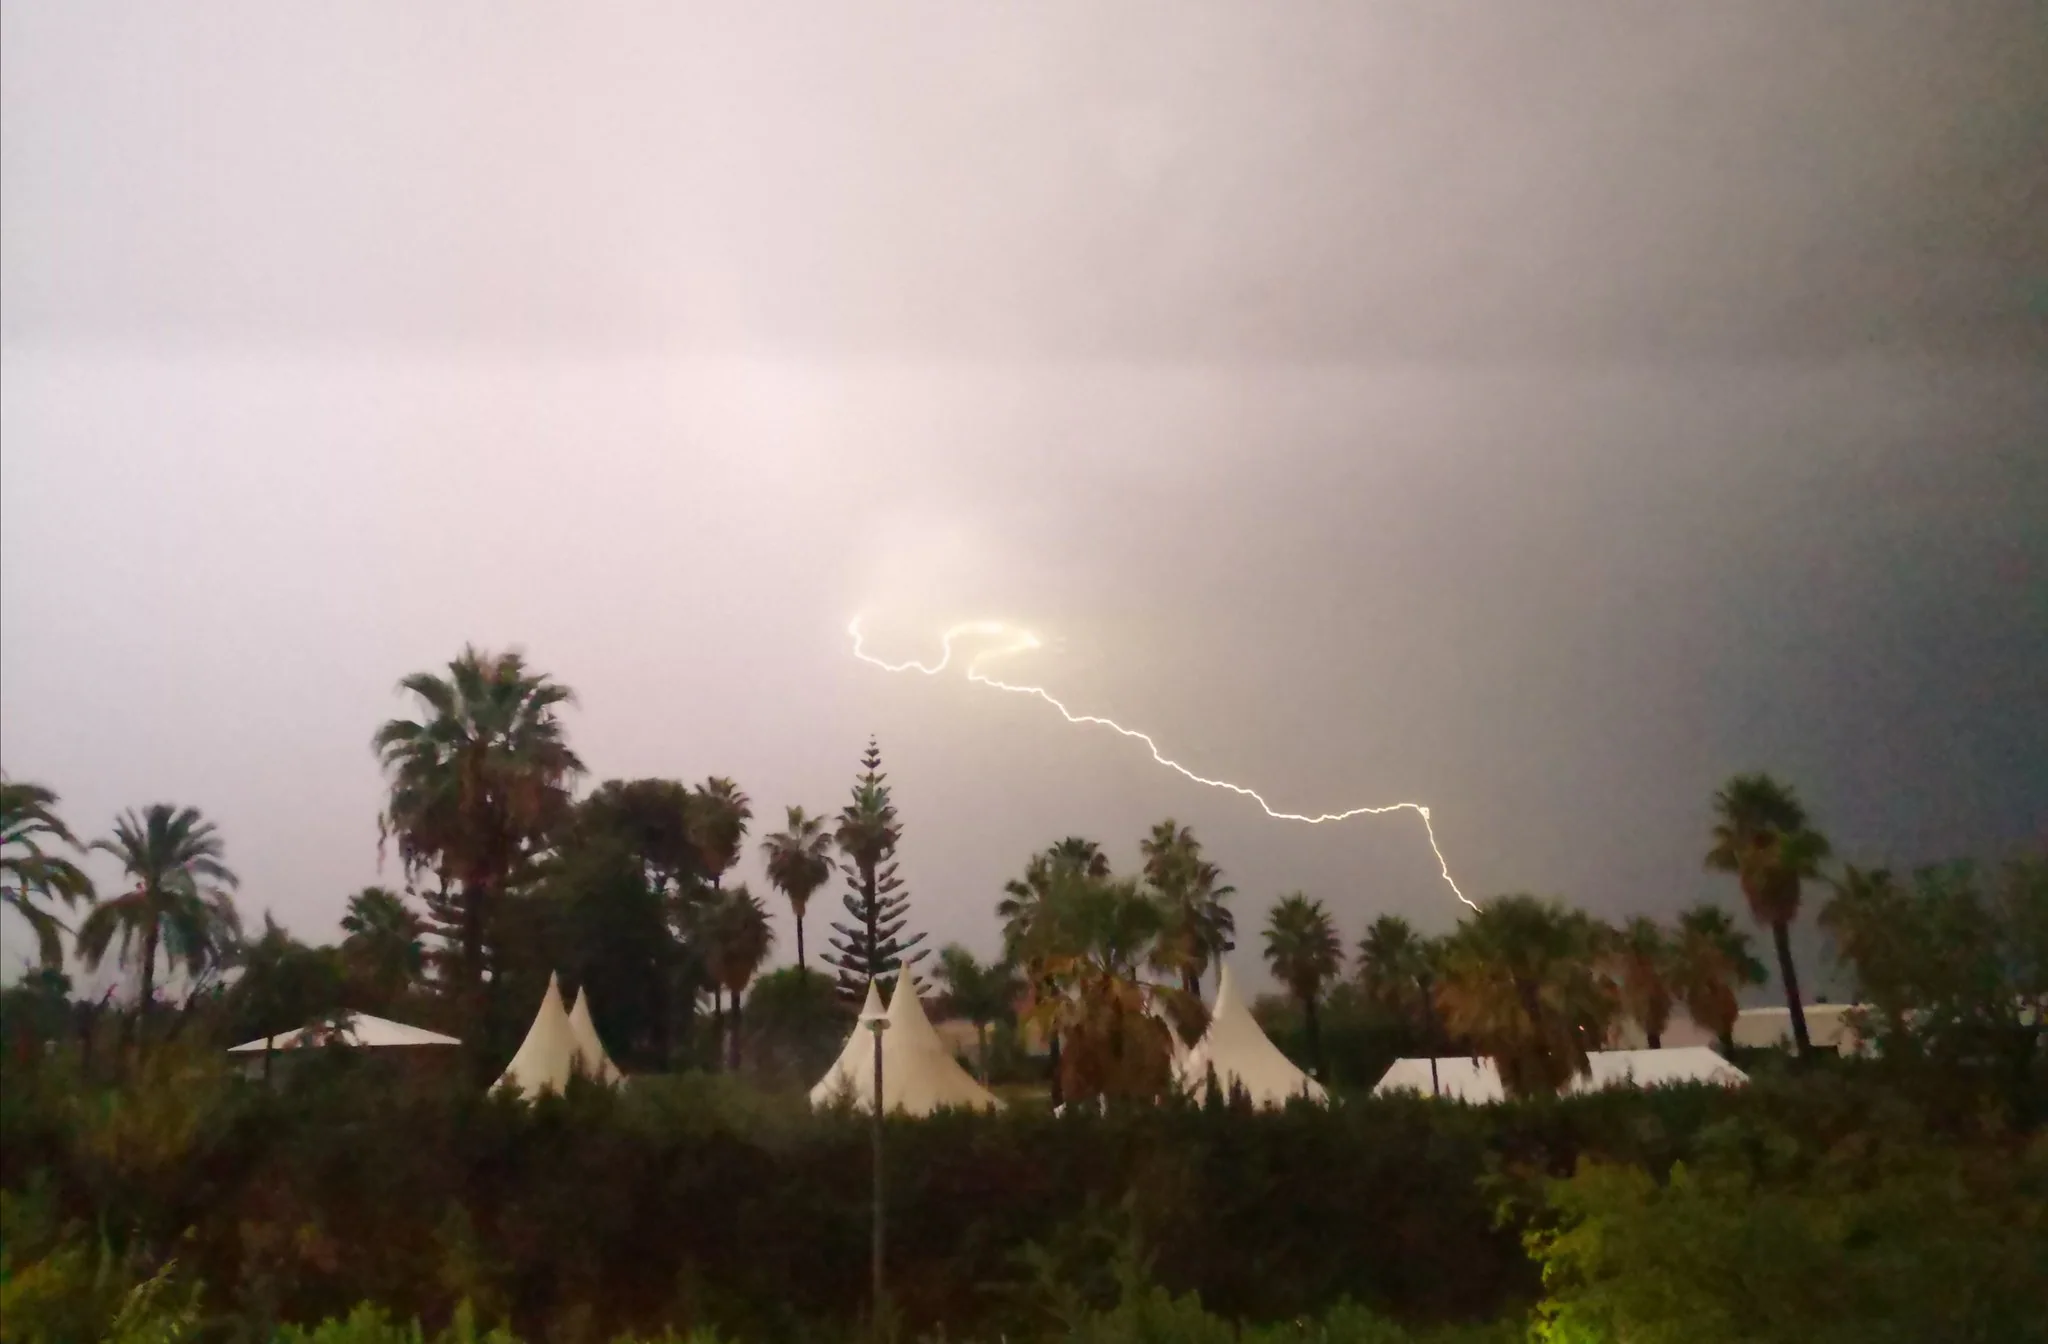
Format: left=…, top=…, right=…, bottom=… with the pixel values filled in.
left=3, top=3, right=2044, bottom=993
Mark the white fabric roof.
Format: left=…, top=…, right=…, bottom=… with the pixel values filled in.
left=228, top=1012, right=459, bottom=1053
left=809, top=978, right=1003, bottom=1115
left=1176, top=965, right=1327, bottom=1108
left=495, top=973, right=580, bottom=1098
left=1374, top=1046, right=1749, bottom=1102
left=566, top=987, right=625, bottom=1084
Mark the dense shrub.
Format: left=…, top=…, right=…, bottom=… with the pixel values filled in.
left=0, top=1042, right=2036, bottom=1342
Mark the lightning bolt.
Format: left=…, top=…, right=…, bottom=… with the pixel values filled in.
left=847, top=616, right=1479, bottom=911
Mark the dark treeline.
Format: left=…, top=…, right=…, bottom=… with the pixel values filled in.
left=3, top=646, right=2046, bottom=1341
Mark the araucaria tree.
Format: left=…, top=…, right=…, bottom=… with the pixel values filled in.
left=372, top=647, right=583, bottom=1061
left=824, top=739, right=927, bottom=999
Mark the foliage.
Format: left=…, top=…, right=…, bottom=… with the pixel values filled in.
left=1822, top=858, right=2048, bottom=1118
left=740, top=967, right=848, bottom=1086
left=1141, top=821, right=1235, bottom=996
left=1529, top=1117, right=2048, bottom=1343
left=77, top=804, right=242, bottom=1025
left=1704, top=772, right=1831, bottom=1058
left=1435, top=896, right=1616, bottom=1099
left=339, top=888, right=428, bottom=1011
left=823, top=740, right=927, bottom=997
left=759, top=806, right=832, bottom=971
left=933, top=945, right=1021, bottom=1082
left=1667, top=904, right=1764, bottom=1053
left=0, top=778, right=96, bottom=971
left=373, top=649, right=583, bottom=1064
left=1263, top=893, right=1343, bottom=1076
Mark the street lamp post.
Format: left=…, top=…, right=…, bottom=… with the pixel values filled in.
left=859, top=991, right=891, bottom=1334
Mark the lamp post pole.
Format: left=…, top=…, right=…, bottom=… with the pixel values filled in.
left=866, top=1012, right=890, bottom=1335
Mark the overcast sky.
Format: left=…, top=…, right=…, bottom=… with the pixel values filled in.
left=4, top=2, right=2044, bottom=997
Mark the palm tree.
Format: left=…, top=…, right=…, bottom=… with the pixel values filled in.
left=1434, top=895, right=1616, bottom=1099
left=1142, top=821, right=1236, bottom=995
left=1048, top=836, right=1111, bottom=879
left=689, top=777, right=753, bottom=890
left=1614, top=916, right=1675, bottom=1049
left=1, top=778, right=96, bottom=969
left=338, top=886, right=426, bottom=1007
left=1357, top=915, right=1437, bottom=1033
left=1015, top=871, right=1176, bottom=1106
left=1670, top=903, right=1766, bottom=1055
left=703, top=884, right=774, bottom=1069
left=76, top=805, right=240, bottom=1034
left=1818, top=864, right=1912, bottom=1045
left=1262, top=893, right=1343, bottom=1078
left=373, top=647, right=583, bottom=1054
left=1705, top=773, right=1831, bottom=1058
left=761, top=806, right=832, bottom=970
left=934, top=944, right=1022, bottom=1081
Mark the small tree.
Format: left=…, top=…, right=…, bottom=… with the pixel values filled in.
left=934, top=944, right=1022, bottom=1081
left=823, top=740, right=928, bottom=999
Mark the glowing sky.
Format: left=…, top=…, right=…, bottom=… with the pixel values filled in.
left=4, top=3, right=2043, bottom=993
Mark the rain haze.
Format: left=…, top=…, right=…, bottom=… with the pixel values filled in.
left=3, top=2, right=2044, bottom=995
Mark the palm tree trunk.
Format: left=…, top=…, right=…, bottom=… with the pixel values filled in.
left=1304, top=992, right=1323, bottom=1081
left=1048, top=1029, right=1064, bottom=1108
left=1647, top=1030, right=1662, bottom=1050
left=135, top=916, right=161, bottom=1048
left=1770, top=920, right=1811, bottom=1059
left=976, top=1023, right=990, bottom=1083
left=727, top=988, right=743, bottom=1071
left=712, top=989, right=726, bottom=1069
left=796, top=912, right=807, bottom=972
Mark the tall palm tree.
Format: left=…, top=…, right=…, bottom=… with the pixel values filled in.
left=704, top=883, right=774, bottom=1069
left=76, top=805, right=240, bottom=1033
left=1705, top=773, right=1831, bottom=1058
left=1, top=778, right=95, bottom=969
left=373, top=647, right=583, bottom=1054
left=1434, top=895, right=1616, bottom=1099
left=1015, top=871, right=1175, bottom=1106
left=689, top=777, right=753, bottom=890
left=761, top=805, right=832, bottom=970
left=1142, top=821, right=1236, bottom=995
left=338, top=886, right=426, bottom=1007
left=1262, top=893, right=1344, bottom=1078
left=934, top=944, right=1023, bottom=1082
left=1614, top=916, right=1675, bottom=1049
left=1670, top=903, right=1766, bottom=1055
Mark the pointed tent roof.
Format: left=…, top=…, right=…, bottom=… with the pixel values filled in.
left=808, top=979, right=1003, bottom=1115
left=495, top=972, right=579, bottom=1098
left=1177, top=964, right=1328, bottom=1108
left=567, top=987, right=625, bottom=1085
left=1372, top=1047, right=1748, bottom=1102
left=228, top=1012, right=459, bottom=1053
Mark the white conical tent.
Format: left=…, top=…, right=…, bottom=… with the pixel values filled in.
left=1176, top=964, right=1328, bottom=1108
left=566, top=987, right=625, bottom=1085
left=495, top=973, right=579, bottom=1098
left=808, top=978, right=1003, bottom=1115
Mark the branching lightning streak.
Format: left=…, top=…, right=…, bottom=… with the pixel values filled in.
left=847, top=617, right=1478, bottom=911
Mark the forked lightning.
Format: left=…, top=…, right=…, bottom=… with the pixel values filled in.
left=846, top=616, right=1477, bottom=911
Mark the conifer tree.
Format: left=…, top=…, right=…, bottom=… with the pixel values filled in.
left=824, top=739, right=928, bottom=999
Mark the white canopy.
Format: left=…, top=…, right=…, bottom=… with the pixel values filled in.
left=566, top=987, right=625, bottom=1084
left=1373, top=1046, right=1749, bottom=1102
left=809, top=978, right=1003, bottom=1115
left=1176, top=964, right=1327, bottom=1108
left=228, top=1012, right=459, bottom=1053
left=495, top=973, right=581, bottom=1098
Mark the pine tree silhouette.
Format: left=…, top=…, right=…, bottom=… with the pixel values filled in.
left=823, top=738, right=928, bottom=999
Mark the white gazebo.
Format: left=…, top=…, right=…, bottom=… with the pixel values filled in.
left=228, top=1012, right=459, bottom=1054
left=566, top=987, right=625, bottom=1084
left=1373, top=1046, right=1749, bottom=1102
left=809, top=978, right=1003, bottom=1115
left=495, top=973, right=582, bottom=1098
left=1176, top=965, right=1328, bottom=1108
